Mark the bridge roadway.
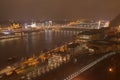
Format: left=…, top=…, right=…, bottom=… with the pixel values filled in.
left=64, top=52, right=116, bottom=80
left=12, top=26, right=89, bottom=34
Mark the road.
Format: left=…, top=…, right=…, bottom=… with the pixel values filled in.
left=32, top=52, right=109, bottom=80
left=72, top=52, right=120, bottom=80
left=64, top=52, right=116, bottom=80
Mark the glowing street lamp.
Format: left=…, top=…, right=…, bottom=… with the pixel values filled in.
left=108, top=68, right=113, bottom=72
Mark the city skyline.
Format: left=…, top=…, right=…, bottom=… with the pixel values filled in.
left=0, top=0, right=120, bottom=79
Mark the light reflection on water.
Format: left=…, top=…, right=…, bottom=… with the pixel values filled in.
left=0, top=30, right=79, bottom=67
left=0, top=38, right=20, bottom=46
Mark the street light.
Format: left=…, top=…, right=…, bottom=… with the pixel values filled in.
left=108, top=68, right=113, bottom=72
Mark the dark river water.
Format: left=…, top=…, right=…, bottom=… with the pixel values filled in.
left=0, top=30, right=79, bottom=68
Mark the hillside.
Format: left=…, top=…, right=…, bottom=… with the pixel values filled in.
left=109, top=14, right=120, bottom=27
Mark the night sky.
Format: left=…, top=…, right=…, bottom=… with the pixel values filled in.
left=0, top=0, right=120, bottom=21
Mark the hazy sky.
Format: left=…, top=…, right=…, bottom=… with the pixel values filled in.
left=0, top=0, right=120, bottom=21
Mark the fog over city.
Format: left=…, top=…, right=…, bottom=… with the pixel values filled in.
left=0, top=0, right=120, bottom=21
left=0, top=0, right=120, bottom=80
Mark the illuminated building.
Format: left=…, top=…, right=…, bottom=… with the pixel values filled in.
left=68, top=20, right=109, bottom=29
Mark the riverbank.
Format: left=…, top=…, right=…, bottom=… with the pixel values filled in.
left=0, top=30, right=77, bottom=68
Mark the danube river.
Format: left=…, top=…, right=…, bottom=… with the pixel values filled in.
left=0, top=30, right=79, bottom=68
